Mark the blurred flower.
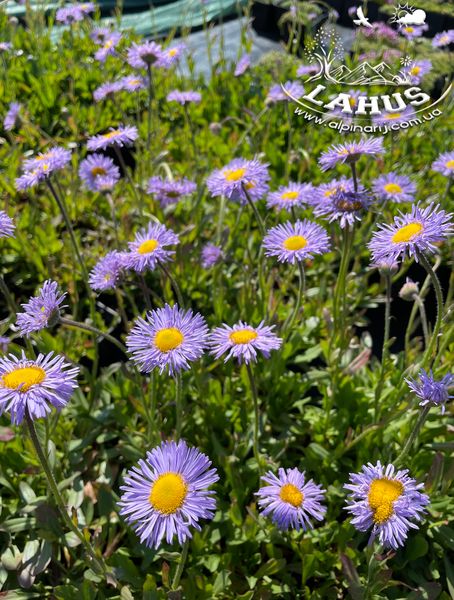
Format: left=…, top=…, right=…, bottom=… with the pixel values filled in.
left=0, top=211, right=15, bottom=238
left=344, top=461, right=429, bottom=549
left=263, top=220, right=330, bottom=264
left=89, top=251, right=126, bottom=292
left=398, top=277, right=419, bottom=301
left=90, top=26, right=111, bottom=43
left=266, top=80, right=304, bottom=103
left=56, top=3, right=94, bottom=24
left=16, top=147, right=72, bottom=190
left=372, top=106, right=416, bottom=127
left=120, top=75, right=146, bottom=92
left=3, top=101, right=22, bottom=131
left=319, top=137, right=384, bottom=171
left=127, top=41, right=168, bottom=69
left=118, top=440, right=218, bottom=548
left=0, top=351, right=79, bottom=425
left=257, top=468, right=326, bottom=531
left=147, top=176, right=196, bottom=207
left=406, top=370, right=453, bottom=415
left=312, top=177, right=356, bottom=205
left=94, top=32, right=122, bottom=62
left=167, top=90, right=201, bottom=105
left=0, top=42, right=12, bottom=53
left=266, top=182, right=314, bottom=211
left=201, top=243, right=223, bottom=268
left=79, top=153, right=120, bottom=192
left=93, top=81, right=123, bottom=102
left=206, top=157, right=270, bottom=204
left=234, top=53, right=251, bottom=76
left=124, top=222, right=179, bottom=273
left=0, top=337, right=10, bottom=353
left=126, top=304, right=208, bottom=375
left=16, top=280, right=66, bottom=337
left=432, top=30, right=454, bottom=48
left=360, top=22, right=398, bottom=41
left=400, top=24, right=427, bottom=39
left=296, top=63, right=318, bottom=77
left=368, top=203, right=453, bottom=264
left=163, top=43, right=186, bottom=65
left=372, top=173, right=416, bottom=203
left=313, top=188, right=372, bottom=229
left=209, top=321, right=282, bottom=364
left=432, top=151, right=454, bottom=177
left=403, top=60, right=432, bottom=85
left=87, top=125, right=138, bottom=151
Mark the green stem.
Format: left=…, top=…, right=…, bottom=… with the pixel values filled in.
left=171, top=539, right=189, bottom=592
left=160, top=264, right=184, bottom=308
left=414, top=295, right=430, bottom=349
left=60, top=317, right=126, bottom=353
left=332, top=225, right=353, bottom=347
left=113, top=145, right=141, bottom=210
left=374, top=273, right=391, bottom=422
left=418, top=252, right=444, bottom=369
left=350, top=161, right=359, bottom=192
left=395, top=405, right=431, bottom=466
left=0, top=273, right=18, bottom=314
left=175, top=372, right=183, bottom=439
left=246, top=363, right=261, bottom=475
left=285, top=102, right=293, bottom=179
left=25, top=411, right=107, bottom=576
left=241, top=184, right=266, bottom=237
left=283, top=261, right=305, bottom=336
left=147, top=64, right=153, bottom=151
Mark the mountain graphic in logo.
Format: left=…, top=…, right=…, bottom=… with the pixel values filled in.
left=329, top=61, right=410, bottom=86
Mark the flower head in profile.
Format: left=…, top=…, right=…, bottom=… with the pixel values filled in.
left=312, top=176, right=356, bottom=206
left=368, top=203, right=453, bottom=264
left=234, top=53, right=251, bottom=76
left=126, top=304, right=209, bottom=375
left=3, top=102, right=22, bottom=131
left=127, top=41, right=168, bottom=69
left=206, top=157, right=270, bottom=204
left=0, top=336, right=10, bottom=354
left=87, top=125, right=138, bottom=151
left=94, top=31, right=122, bottom=62
left=372, top=173, right=416, bottom=204
left=0, top=351, right=79, bottom=425
left=405, top=370, right=453, bottom=415
left=79, top=154, right=120, bottom=192
left=124, top=222, right=179, bottom=273
left=313, top=188, right=372, bottom=228
left=404, top=60, right=432, bottom=85
left=372, top=106, right=416, bottom=127
left=147, top=176, right=196, bottom=207
left=319, top=137, right=384, bottom=171
left=209, top=321, right=282, bottom=364
left=296, top=63, right=318, bottom=77
left=432, top=151, right=454, bottom=178
left=0, top=211, right=15, bottom=239
left=16, top=147, right=72, bottom=190
left=432, top=30, right=454, bottom=48
left=16, top=280, right=66, bottom=337
left=257, top=468, right=326, bottom=531
left=118, top=440, right=218, bottom=549
left=120, top=75, right=146, bottom=92
left=163, top=43, right=186, bottom=65
left=201, top=243, right=224, bottom=269
left=399, top=24, right=427, bottom=39
left=166, top=90, right=201, bottom=105
left=263, top=220, right=330, bottom=264
left=89, top=251, right=126, bottom=292
left=93, top=81, right=123, bottom=103
left=344, top=461, right=429, bottom=549
left=90, top=26, right=111, bottom=44
left=56, top=3, right=94, bottom=24
left=267, top=182, right=314, bottom=211
left=266, top=81, right=304, bottom=103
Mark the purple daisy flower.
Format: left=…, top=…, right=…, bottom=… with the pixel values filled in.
left=79, top=154, right=120, bottom=192
left=94, top=32, right=122, bottom=62
left=266, top=80, right=305, bottom=104
left=0, top=336, right=10, bottom=353
left=312, top=177, right=356, bottom=206
left=263, top=220, right=330, bottom=265
left=0, top=42, right=12, bottom=53
left=234, top=53, right=251, bottom=77
left=126, top=304, right=209, bottom=375
left=344, top=461, right=429, bottom=550
left=201, top=243, right=224, bottom=268
left=400, top=24, right=427, bottom=40
left=372, top=106, right=416, bottom=127
left=256, top=468, right=326, bottom=531
left=405, top=370, right=453, bottom=415
left=166, top=90, right=201, bottom=105
left=16, top=280, right=66, bottom=337
left=404, top=60, right=432, bottom=85
left=90, top=26, right=111, bottom=43
left=127, top=41, right=168, bottom=70
left=124, top=222, right=179, bottom=273
left=118, top=440, right=218, bottom=549
left=0, top=211, right=15, bottom=239
left=120, top=75, right=146, bottom=92
left=432, top=30, right=454, bottom=48
left=267, top=182, right=314, bottom=211
left=319, top=137, right=384, bottom=171
left=432, top=151, right=454, bottom=177
left=87, top=125, right=138, bottom=151
left=206, top=157, right=270, bottom=204
left=296, top=63, right=318, bottom=77
left=89, top=251, right=126, bottom=292
left=56, top=6, right=84, bottom=24
left=147, top=176, right=196, bottom=208
left=163, top=43, right=187, bottom=65
left=93, top=81, right=123, bottom=103
left=23, top=146, right=72, bottom=173
left=16, top=169, right=47, bottom=191
left=313, top=188, right=372, bottom=229
left=372, top=173, right=416, bottom=204
left=0, top=351, right=79, bottom=425
left=368, top=203, right=453, bottom=264
left=3, top=102, right=22, bottom=131
left=208, top=321, right=282, bottom=365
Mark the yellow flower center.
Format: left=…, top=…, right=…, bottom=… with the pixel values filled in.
left=283, top=235, right=307, bottom=251
left=405, top=26, right=414, bottom=33
left=410, top=66, right=421, bottom=76
left=244, top=181, right=256, bottom=190
left=384, top=183, right=402, bottom=194
left=279, top=483, right=304, bottom=507
left=367, top=478, right=404, bottom=523
left=128, top=79, right=140, bottom=85
left=103, top=131, right=118, bottom=139
left=138, top=239, right=159, bottom=254
left=168, top=48, right=178, bottom=57
left=349, top=97, right=357, bottom=107
left=339, top=148, right=350, bottom=155
left=392, top=222, right=423, bottom=243
left=104, top=40, right=113, bottom=49
left=281, top=191, right=299, bottom=201
left=385, top=113, right=402, bottom=120
left=2, top=366, right=46, bottom=392
left=224, top=168, right=246, bottom=182
left=440, top=35, right=448, bottom=43
left=91, top=166, right=106, bottom=176
left=149, top=473, right=187, bottom=514
left=445, top=160, right=454, bottom=169
left=229, top=329, right=258, bottom=345
left=154, top=327, right=184, bottom=352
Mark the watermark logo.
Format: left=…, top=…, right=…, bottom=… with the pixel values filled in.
left=283, top=3, right=452, bottom=134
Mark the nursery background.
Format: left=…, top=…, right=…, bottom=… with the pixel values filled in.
left=0, top=0, right=453, bottom=598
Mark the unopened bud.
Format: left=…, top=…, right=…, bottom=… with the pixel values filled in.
left=399, top=278, right=419, bottom=301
